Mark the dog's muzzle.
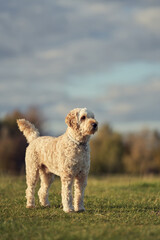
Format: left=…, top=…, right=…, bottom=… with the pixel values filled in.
left=91, top=122, right=98, bottom=132
left=92, top=123, right=97, bottom=129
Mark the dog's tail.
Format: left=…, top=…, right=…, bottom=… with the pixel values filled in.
left=17, top=119, right=40, bottom=143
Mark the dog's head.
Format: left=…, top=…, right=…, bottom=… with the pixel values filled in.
left=65, top=108, right=98, bottom=136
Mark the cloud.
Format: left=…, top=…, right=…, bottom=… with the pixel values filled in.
left=0, top=0, right=160, bottom=133
left=135, top=7, right=160, bottom=32
left=103, top=78, right=160, bottom=122
left=1, top=0, right=160, bottom=72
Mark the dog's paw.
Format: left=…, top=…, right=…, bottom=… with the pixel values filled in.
left=41, top=203, right=50, bottom=208
left=63, top=207, right=74, bottom=213
left=74, top=207, right=85, bottom=212
left=26, top=205, right=35, bottom=209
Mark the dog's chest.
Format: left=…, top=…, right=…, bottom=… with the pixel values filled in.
left=64, top=144, right=90, bottom=174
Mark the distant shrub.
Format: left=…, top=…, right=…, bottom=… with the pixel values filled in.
left=1, top=108, right=160, bottom=175
left=90, top=124, right=124, bottom=174
left=90, top=125, right=160, bottom=175
left=0, top=107, right=44, bottom=174
left=123, top=130, right=160, bottom=174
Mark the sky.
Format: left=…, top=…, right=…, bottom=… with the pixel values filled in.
left=0, top=0, right=160, bottom=134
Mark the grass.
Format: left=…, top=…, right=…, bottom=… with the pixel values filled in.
left=1, top=175, right=160, bottom=240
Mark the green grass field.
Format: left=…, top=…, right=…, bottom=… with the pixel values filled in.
left=1, top=175, right=160, bottom=240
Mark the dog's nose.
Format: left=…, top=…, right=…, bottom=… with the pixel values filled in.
left=92, top=123, right=97, bottom=129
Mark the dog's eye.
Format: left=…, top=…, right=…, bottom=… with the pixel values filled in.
left=81, top=116, right=86, bottom=121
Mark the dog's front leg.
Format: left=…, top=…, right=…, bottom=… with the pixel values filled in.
left=61, top=176, right=74, bottom=213
left=74, top=174, right=88, bottom=212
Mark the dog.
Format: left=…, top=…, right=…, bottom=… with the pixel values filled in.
left=17, top=108, right=98, bottom=213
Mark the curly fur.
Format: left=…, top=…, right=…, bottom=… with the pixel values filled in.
left=17, top=119, right=39, bottom=143
left=17, top=108, right=98, bottom=213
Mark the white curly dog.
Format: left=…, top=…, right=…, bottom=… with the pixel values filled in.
left=17, top=108, right=98, bottom=213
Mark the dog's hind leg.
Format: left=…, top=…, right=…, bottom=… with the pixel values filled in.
left=38, top=166, right=54, bottom=207
left=25, top=164, right=39, bottom=208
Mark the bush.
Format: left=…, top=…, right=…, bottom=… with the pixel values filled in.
left=1, top=108, right=160, bottom=176
left=123, top=129, right=160, bottom=174
left=0, top=107, right=44, bottom=174
left=90, top=124, right=124, bottom=174
left=90, top=125, right=160, bottom=175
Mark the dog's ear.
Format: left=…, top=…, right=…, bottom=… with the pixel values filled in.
left=65, top=110, right=79, bottom=129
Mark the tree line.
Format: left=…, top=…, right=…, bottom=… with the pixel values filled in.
left=0, top=108, right=160, bottom=175
left=90, top=124, right=160, bottom=175
left=0, top=108, right=44, bottom=174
